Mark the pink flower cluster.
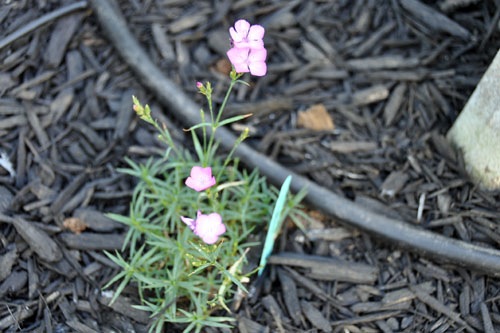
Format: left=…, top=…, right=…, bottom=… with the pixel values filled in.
left=182, top=166, right=226, bottom=244
left=226, top=19, right=267, bottom=76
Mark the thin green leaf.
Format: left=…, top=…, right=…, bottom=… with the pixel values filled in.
left=191, top=130, right=205, bottom=164
left=258, top=175, right=292, bottom=276
left=217, top=113, right=252, bottom=127
left=185, top=122, right=212, bottom=131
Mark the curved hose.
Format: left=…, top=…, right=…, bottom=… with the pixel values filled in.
left=89, top=0, right=500, bottom=276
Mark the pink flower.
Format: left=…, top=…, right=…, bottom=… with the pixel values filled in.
left=196, top=81, right=203, bottom=89
left=230, top=19, right=265, bottom=49
left=185, top=166, right=216, bottom=192
left=181, top=211, right=226, bottom=244
left=226, top=47, right=267, bottom=76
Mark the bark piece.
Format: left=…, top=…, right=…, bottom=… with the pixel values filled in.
left=346, top=56, right=419, bottom=71
left=480, top=302, right=495, bottom=333
left=329, top=141, right=377, bottom=153
left=400, top=0, right=470, bottom=39
left=277, top=268, right=302, bottom=326
left=59, top=232, right=125, bottom=250
left=384, top=83, right=407, bottom=126
left=0, top=247, right=17, bottom=282
left=43, top=14, right=83, bottom=68
left=0, top=270, right=27, bottom=298
left=410, top=284, right=470, bottom=329
left=301, top=300, right=332, bottom=332
left=113, top=90, right=134, bottom=140
left=98, top=292, right=149, bottom=324
left=50, top=173, right=87, bottom=214
left=0, top=306, right=34, bottom=330
left=152, top=23, right=175, bottom=62
left=262, top=295, right=287, bottom=326
left=237, top=315, right=269, bottom=333
left=270, top=252, right=378, bottom=284
left=13, top=217, right=62, bottom=262
left=73, top=208, right=122, bottom=232
left=381, top=171, right=409, bottom=197
left=0, top=186, right=13, bottom=213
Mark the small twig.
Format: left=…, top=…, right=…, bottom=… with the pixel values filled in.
left=0, top=1, right=88, bottom=51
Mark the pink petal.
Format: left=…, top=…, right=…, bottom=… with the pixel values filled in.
left=193, top=213, right=225, bottom=245
left=185, top=166, right=216, bottom=191
left=247, top=39, right=264, bottom=49
left=248, top=48, right=267, bottom=76
left=247, top=25, right=265, bottom=41
left=249, top=61, right=267, bottom=76
left=190, top=166, right=208, bottom=177
left=234, top=62, right=250, bottom=73
left=233, top=20, right=250, bottom=39
left=185, top=177, right=204, bottom=192
left=215, top=222, right=226, bottom=235
left=180, top=216, right=195, bottom=231
left=229, top=27, right=241, bottom=43
left=226, top=48, right=251, bottom=73
left=249, top=48, right=267, bottom=62
left=200, top=233, right=219, bottom=245
left=227, top=48, right=248, bottom=62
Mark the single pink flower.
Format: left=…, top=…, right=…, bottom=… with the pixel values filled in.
left=230, top=19, right=265, bottom=49
left=185, top=166, right=216, bottom=192
left=181, top=211, right=226, bottom=244
left=196, top=81, right=203, bottom=89
left=226, top=47, right=267, bottom=76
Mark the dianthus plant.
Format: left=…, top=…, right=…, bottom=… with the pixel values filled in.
left=104, top=20, right=306, bottom=333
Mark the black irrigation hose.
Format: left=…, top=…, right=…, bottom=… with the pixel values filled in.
left=89, top=0, right=500, bottom=276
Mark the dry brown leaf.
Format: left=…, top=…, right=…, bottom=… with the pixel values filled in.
left=63, top=217, right=88, bottom=234
left=297, top=104, right=335, bottom=131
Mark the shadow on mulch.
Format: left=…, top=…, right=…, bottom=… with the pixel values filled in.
left=1, top=0, right=500, bottom=332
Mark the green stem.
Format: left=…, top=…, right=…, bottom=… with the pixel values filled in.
left=216, top=129, right=248, bottom=181
left=205, top=78, right=238, bottom=168
left=152, top=120, right=182, bottom=158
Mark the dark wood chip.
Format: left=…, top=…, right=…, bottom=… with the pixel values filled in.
left=43, top=14, right=83, bottom=68
left=270, top=252, right=378, bottom=284
left=409, top=284, right=471, bottom=329
left=0, top=246, right=17, bottom=282
left=0, top=270, right=27, bottom=298
left=300, top=300, right=332, bottom=333
left=98, top=292, right=150, bottom=324
left=13, top=217, right=62, bottom=262
left=73, top=207, right=122, bottom=232
left=400, top=0, right=471, bottom=39
left=0, top=186, right=13, bottom=213
left=59, top=232, right=125, bottom=250
left=277, top=268, right=302, bottom=326
left=381, top=171, right=409, bottom=197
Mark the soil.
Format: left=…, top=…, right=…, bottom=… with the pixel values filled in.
left=1, top=0, right=500, bottom=332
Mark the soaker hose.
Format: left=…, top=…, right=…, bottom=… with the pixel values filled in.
left=89, top=0, right=500, bottom=276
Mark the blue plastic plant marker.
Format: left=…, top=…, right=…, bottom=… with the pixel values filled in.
left=258, top=175, right=292, bottom=277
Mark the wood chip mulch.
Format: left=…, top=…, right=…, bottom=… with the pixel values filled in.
left=1, top=0, right=500, bottom=332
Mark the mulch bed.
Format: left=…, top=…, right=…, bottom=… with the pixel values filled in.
left=1, top=0, right=500, bottom=332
